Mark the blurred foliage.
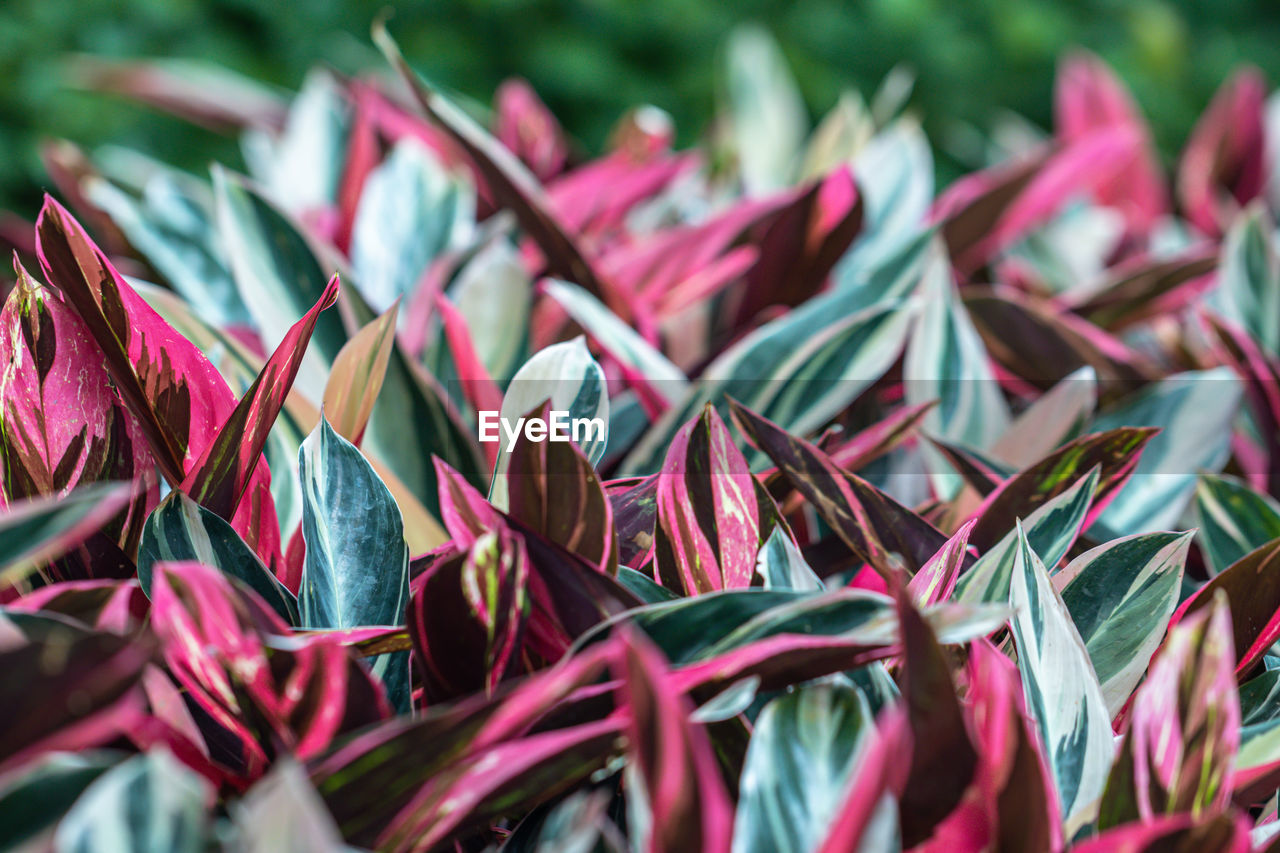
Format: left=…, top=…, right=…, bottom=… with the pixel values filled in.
left=4, top=0, right=1280, bottom=212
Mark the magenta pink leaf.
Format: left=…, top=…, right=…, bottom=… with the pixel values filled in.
left=182, top=275, right=339, bottom=524
left=1099, top=593, right=1239, bottom=828
left=615, top=628, right=733, bottom=853
left=34, top=196, right=283, bottom=569
left=1055, top=50, right=1168, bottom=236
left=817, top=709, right=911, bottom=853
left=494, top=78, right=568, bottom=182
left=1178, top=68, right=1267, bottom=237
left=654, top=405, right=761, bottom=595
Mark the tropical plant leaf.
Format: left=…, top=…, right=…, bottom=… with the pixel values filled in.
left=52, top=749, right=212, bottom=853
left=1057, top=530, right=1192, bottom=715
left=298, top=416, right=410, bottom=711
left=138, top=491, right=298, bottom=624
left=1008, top=521, right=1114, bottom=833
left=732, top=681, right=872, bottom=853
left=350, top=138, right=472, bottom=312
left=617, top=628, right=733, bottom=853
left=654, top=405, right=761, bottom=594
left=1100, top=593, right=1239, bottom=829
left=321, top=301, right=398, bottom=447
left=181, top=275, right=339, bottom=524
left=954, top=466, right=1099, bottom=605
left=490, top=337, right=608, bottom=510
left=1194, top=473, right=1280, bottom=574
left=505, top=402, right=617, bottom=574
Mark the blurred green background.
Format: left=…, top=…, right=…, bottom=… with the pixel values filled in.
left=3, top=0, right=1280, bottom=214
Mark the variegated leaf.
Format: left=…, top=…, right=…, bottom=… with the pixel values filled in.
left=1194, top=473, right=1280, bottom=575
left=733, top=682, right=872, bottom=853
left=1099, top=593, right=1239, bottom=827
left=298, top=416, right=410, bottom=711
left=954, top=466, right=1099, bottom=605
left=654, top=405, right=761, bottom=595
left=1057, top=530, right=1191, bottom=715
left=1009, top=521, right=1114, bottom=833
left=138, top=491, right=298, bottom=624
left=490, top=337, right=608, bottom=511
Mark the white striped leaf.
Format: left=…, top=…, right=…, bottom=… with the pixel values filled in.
left=733, top=683, right=873, bottom=853
left=138, top=491, right=299, bottom=625
left=543, top=278, right=688, bottom=406
left=1194, top=473, right=1280, bottom=574
left=299, top=416, right=410, bottom=711
left=1057, top=530, right=1192, bottom=715
left=450, top=241, right=531, bottom=382
left=351, top=139, right=473, bottom=313
left=53, top=750, right=211, bottom=853
left=1091, top=369, right=1241, bottom=538
left=1009, top=522, right=1115, bottom=833
left=954, top=466, right=1099, bottom=605
left=905, top=240, right=1010, bottom=497
left=489, top=337, right=608, bottom=511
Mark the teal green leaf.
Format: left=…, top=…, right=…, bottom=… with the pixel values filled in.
left=0, top=751, right=120, bottom=851
left=241, top=69, right=348, bottom=213
left=732, top=683, right=873, bottom=853
left=1009, top=522, right=1114, bottom=833
left=299, top=416, right=410, bottom=711
left=490, top=337, right=608, bottom=510
left=138, top=491, right=299, bottom=625
left=905, top=239, right=1009, bottom=497
left=213, top=166, right=349, bottom=401
left=1212, top=203, right=1280, bottom=356
left=954, top=466, right=1099, bottom=605
left=449, top=241, right=532, bottom=382
left=1091, top=369, right=1241, bottom=538
left=756, top=527, right=824, bottom=591
left=52, top=750, right=211, bottom=853
left=1058, top=530, right=1192, bottom=715
left=1194, top=473, right=1280, bottom=574
left=351, top=139, right=473, bottom=313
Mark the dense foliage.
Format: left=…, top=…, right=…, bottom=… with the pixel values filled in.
left=7, top=0, right=1280, bottom=213
left=5, top=19, right=1280, bottom=853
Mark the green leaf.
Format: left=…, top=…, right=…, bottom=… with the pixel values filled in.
left=85, top=154, right=250, bottom=327
left=756, top=526, right=824, bottom=591
left=0, top=483, right=134, bottom=585
left=138, top=491, right=299, bottom=624
left=1091, top=369, right=1241, bottom=538
left=490, top=338, right=608, bottom=511
left=1009, top=521, right=1114, bottom=834
left=905, top=239, right=1009, bottom=497
left=241, top=68, right=348, bottom=214
left=621, top=245, right=923, bottom=475
left=450, top=241, right=532, bottom=382
left=954, top=466, right=1099, bottom=605
left=0, top=751, right=121, bottom=851
left=351, top=139, right=473, bottom=313
left=543, top=278, right=688, bottom=406
left=1058, top=531, right=1192, bottom=715
left=1194, top=473, right=1280, bottom=574
left=299, top=416, right=410, bottom=711
left=52, top=750, right=211, bottom=853
left=725, top=24, right=807, bottom=194
left=732, top=683, right=872, bottom=853
left=1212, top=203, right=1280, bottom=356
left=213, top=167, right=349, bottom=401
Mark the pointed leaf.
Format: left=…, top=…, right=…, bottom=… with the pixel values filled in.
left=1008, top=522, right=1114, bottom=833
left=321, top=301, right=398, bottom=446
left=1058, top=531, right=1192, bottom=715
left=138, top=491, right=298, bottom=624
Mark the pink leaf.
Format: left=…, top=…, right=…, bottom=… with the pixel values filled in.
left=1178, top=68, right=1268, bottom=237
